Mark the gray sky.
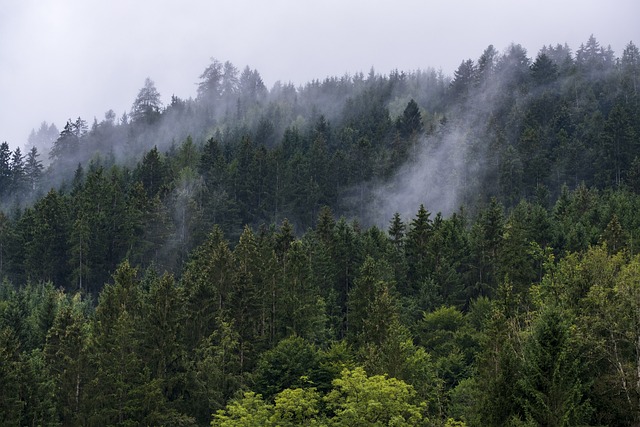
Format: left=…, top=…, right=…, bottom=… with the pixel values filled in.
left=1, top=0, right=638, bottom=149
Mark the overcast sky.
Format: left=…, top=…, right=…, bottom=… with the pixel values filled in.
left=1, top=0, right=638, bottom=149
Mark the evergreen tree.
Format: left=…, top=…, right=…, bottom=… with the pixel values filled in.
left=49, top=120, right=80, bottom=163
left=182, top=226, right=234, bottom=348
left=10, top=147, right=26, bottom=196
left=0, top=141, right=11, bottom=198
left=198, top=58, right=223, bottom=105
left=191, top=314, right=242, bottom=423
left=405, top=204, right=434, bottom=291
left=278, top=240, right=327, bottom=341
left=530, top=53, right=558, bottom=86
left=0, top=326, right=23, bottom=425
left=44, top=295, right=90, bottom=425
left=24, top=146, right=43, bottom=193
left=397, top=98, right=423, bottom=138
left=88, top=261, right=148, bottom=425
left=450, top=59, right=475, bottom=101
left=518, top=306, right=593, bottom=426
left=131, top=77, right=162, bottom=124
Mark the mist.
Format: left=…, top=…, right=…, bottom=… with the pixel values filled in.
left=359, top=39, right=629, bottom=227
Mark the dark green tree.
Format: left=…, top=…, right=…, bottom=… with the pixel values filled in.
left=24, top=146, right=43, bottom=193
left=397, top=99, right=423, bottom=138
left=518, top=306, right=593, bottom=426
left=0, top=142, right=13, bottom=198
left=254, top=335, right=322, bottom=399
left=44, top=295, right=91, bottom=425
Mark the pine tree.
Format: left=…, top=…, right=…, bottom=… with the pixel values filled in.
left=348, top=256, right=396, bottom=348
left=278, top=240, right=327, bottom=341
left=518, top=306, right=592, bottom=426
left=44, top=295, right=90, bottom=425
left=24, top=146, right=43, bottom=193
left=49, top=120, right=79, bottom=163
left=405, top=204, right=434, bottom=290
left=397, top=99, right=423, bottom=138
left=231, top=226, right=263, bottom=370
left=131, top=77, right=162, bottom=124
left=10, top=147, right=26, bottom=196
left=69, top=214, right=90, bottom=292
left=140, top=272, right=194, bottom=425
left=88, top=261, right=147, bottom=425
left=0, top=142, right=11, bottom=198
left=192, top=314, right=243, bottom=423
left=0, top=326, right=23, bottom=425
left=182, top=226, right=234, bottom=348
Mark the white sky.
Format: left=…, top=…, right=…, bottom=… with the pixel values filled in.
left=0, top=0, right=638, bottom=148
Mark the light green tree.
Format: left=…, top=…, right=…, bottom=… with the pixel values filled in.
left=324, top=367, right=425, bottom=426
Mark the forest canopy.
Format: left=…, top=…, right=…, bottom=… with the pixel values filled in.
left=1, top=35, right=640, bottom=426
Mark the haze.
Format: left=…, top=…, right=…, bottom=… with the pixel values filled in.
left=1, top=0, right=638, bottom=148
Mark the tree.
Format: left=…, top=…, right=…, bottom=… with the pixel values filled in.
left=405, top=204, right=434, bottom=290
left=583, top=252, right=640, bottom=423
left=230, top=226, right=264, bottom=370
left=22, top=189, right=71, bottom=286
left=24, top=146, right=43, bottom=193
left=576, top=35, right=608, bottom=71
left=239, top=66, right=267, bottom=104
left=388, top=212, right=406, bottom=250
left=476, top=45, right=498, bottom=84
left=221, top=61, right=240, bottom=98
left=10, top=147, right=26, bottom=196
left=417, top=306, right=472, bottom=387
left=136, top=146, right=167, bottom=198
left=140, top=272, right=194, bottom=425
left=44, top=294, right=91, bottom=425
left=193, top=315, right=243, bottom=423
left=88, top=260, right=148, bottom=425
left=131, top=77, right=162, bottom=124
left=621, top=41, right=640, bottom=97
left=181, top=226, right=234, bottom=347
left=198, top=58, right=223, bottom=105
left=69, top=213, right=90, bottom=292
left=450, top=59, right=475, bottom=101
left=49, top=120, right=80, bottom=164
left=347, top=256, right=397, bottom=348
left=602, top=103, right=635, bottom=186
left=0, top=212, right=11, bottom=278
left=270, top=387, right=322, bottom=427
left=0, top=326, right=23, bottom=425
left=0, top=142, right=12, bottom=198
left=497, top=43, right=531, bottom=91
left=324, top=367, right=425, bottom=426
left=211, top=391, right=272, bottom=427
left=518, top=306, right=593, bottom=426
left=27, top=121, right=58, bottom=155
left=253, top=335, right=322, bottom=399
left=530, top=53, right=558, bottom=86
left=277, top=240, right=327, bottom=341
left=397, top=99, right=423, bottom=139
left=470, top=198, right=504, bottom=296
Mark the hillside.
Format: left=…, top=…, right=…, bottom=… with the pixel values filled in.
left=1, top=35, right=640, bottom=426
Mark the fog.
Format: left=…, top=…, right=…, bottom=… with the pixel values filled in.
left=1, top=0, right=638, bottom=148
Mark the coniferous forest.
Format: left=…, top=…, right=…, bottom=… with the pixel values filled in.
left=2, top=36, right=640, bottom=426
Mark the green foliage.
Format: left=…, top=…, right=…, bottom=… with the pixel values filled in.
left=517, top=306, right=592, bottom=426
left=253, top=335, right=322, bottom=398
left=325, top=367, right=425, bottom=426
left=211, top=391, right=272, bottom=427
left=2, top=34, right=640, bottom=426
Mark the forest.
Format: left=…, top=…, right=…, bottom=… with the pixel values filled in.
left=1, top=35, right=640, bottom=426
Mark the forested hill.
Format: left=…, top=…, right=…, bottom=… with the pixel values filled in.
left=1, top=36, right=640, bottom=426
